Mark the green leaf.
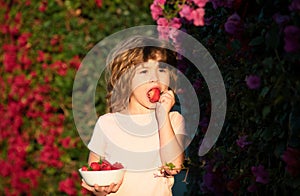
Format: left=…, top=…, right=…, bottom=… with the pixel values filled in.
left=265, top=26, right=280, bottom=50
left=165, top=162, right=176, bottom=170
left=274, top=141, right=285, bottom=158
left=262, top=106, right=271, bottom=119
left=249, top=36, right=264, bottom=46
left=259, top=86, right=270, bottom=98
left=288, top=108, right=300, bottom=148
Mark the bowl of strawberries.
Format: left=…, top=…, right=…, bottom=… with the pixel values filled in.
left=79, top=159, right=125, bottom=186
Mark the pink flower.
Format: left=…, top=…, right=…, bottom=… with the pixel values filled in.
left=272, top=13, right=290, bottom=26
left=150, top=3, right=163, bottom=20
left=51, top=60, right=68, bottom=76
left=245, top=75, right=261, bottom=89
left=3, top=44, right=19, bottom=72
left=191, top=8, right=205, bottom=26
left=284, top=25, right=300, bottom=53
left=20, top=52, right=32, bottom=69
left=14, top=12, right=22, bottom=24
left=170, top=17, right=182, bottom=29
left=9, top=25, right=20, bottom=36
left=289, top=0, right=300, bottom=11
left=210, top=0, right=234, bottom=9
left=236, top=135, right=252, bottom=148
left=281, top=147, right=300, bottom=177
left=179, top=5, right=194, bottom=21
left=251, top=165, right=269, bottom=184
left=40, top=144, right=63, bottom=168
left=37, top=50, right=46, bottom=62
left=157, top=18, right=170, bottom=39
left=59, top=177, right=77, bottom=196
left=154, top=0, right=166, bottom=4
left=157, top=17, right=169, bottom=27
left=39, top=1, right=47, bottom=12
left=60, top=136, right=72, bottom=149
left=0, top=160, right=12, bottom=177
left=50, top=35, right=60, bottom=46
left=0, top=24, right=9, bottom=34
left=95, top=0, right=102, bottom=8
left=193, top=0, right=209, bottom=8
left=224, top=13, right=244, bottom=36
left=69, top=55, right=81, bottom=69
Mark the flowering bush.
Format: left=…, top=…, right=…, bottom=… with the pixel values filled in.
left=0, top=0, right=153, bottom=195
left=151, top=0, right=300, bottom=195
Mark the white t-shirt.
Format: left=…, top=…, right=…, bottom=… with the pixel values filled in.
left=87, top=111, right=186, bottom=196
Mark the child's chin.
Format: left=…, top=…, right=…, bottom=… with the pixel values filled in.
left=148, top=103, right=157, bottom=109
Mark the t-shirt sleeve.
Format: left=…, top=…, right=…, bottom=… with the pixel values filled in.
left=170, top=111, right=186, bottom=136
left=87, top=117, right=106, bottom=157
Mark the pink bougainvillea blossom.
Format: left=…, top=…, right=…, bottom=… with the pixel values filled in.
left=155, top=0, right=166, bottom=5
left=14, top=12, right=22, bottom=24
left=283, top=25, right=300, bottom=53
left=170, top=17, right=182, bottom=29
left=20, top=52, right=32, bottom=69
left=210, top=0, right=234, bottom=9
left=150, top=0, right=166, bottom=20
left=224, top=12, right=244, bottom=36
left=236, top=135, right=252, bottom=149
left=69, top=55, right=81, bottom=70
left=179, top=5, right=194, bottom=21
left=60, top=136, right=73, bottom=149
left=281, top=147, right=300, bottom=177
left=193, top=0, right=209, bottom=7
left=150, top=2, right=163, bottom=20
left=245, top=75, right=261, bottom=89
left=37, top=50, right=46, bottom=62
left=251, top=165, right=270, bottom=184
left=272, top=13, right=290, bottom=27
left=39, top=1, right=48, bottom=12
left=289, top=0, right=300, bottom=11
left=17, top=33, right=31, bottom=47
left=95, top=0, right=102, bottom=8
left=40, top=144, right=63, bottom=168
left=191, top=8, right=205, bottom=26
left=157, top=17, right=169, bottom=27
left=3, top=44, right=19, bottom=72
left=51, top=60, right=68, bottom=76
left=59, top=177, right=77, bottom=196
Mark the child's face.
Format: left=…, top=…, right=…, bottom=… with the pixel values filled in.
left=130, top=60, right=170, bottom=108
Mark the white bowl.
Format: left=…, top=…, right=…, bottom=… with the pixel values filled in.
left=79, top=168, right=126, bottom=186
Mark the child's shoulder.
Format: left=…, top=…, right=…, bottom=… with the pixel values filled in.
left=96, top=113, right=115, bottom=123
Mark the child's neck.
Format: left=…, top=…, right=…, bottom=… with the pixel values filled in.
left=122, top=105, right=154, bottom=115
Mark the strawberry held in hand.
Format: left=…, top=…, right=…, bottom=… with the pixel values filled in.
left=147, top=88, right=160, bottom=103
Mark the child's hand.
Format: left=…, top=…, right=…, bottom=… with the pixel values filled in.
left=155, top=90, right=175, bottom=125
left=81, top=178, right=123, bottom=196
left=158, top=90, right=175, bottom=112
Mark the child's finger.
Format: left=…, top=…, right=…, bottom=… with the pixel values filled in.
left=111, top=178, right=123, bottom=193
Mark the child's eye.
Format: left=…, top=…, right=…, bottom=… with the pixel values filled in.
left=159, top=68, right=167, bottom=73
left=139, top=70, right=148, bottom=74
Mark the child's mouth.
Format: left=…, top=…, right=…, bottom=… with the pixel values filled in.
left=147, top=88, right=161, bottom=103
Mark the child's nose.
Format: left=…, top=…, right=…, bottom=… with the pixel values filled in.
left=149, top=70, right=159, bottom=82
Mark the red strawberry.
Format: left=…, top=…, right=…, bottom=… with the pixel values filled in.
left=81, top=165, right=88, bottom=171
left=100, top=160, right=112, bottom=170
left=90, top=162, right=101, bottom=171
left=148, top=88, right=160, bottom=103
left=111, top=162, right=124, bottom=170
